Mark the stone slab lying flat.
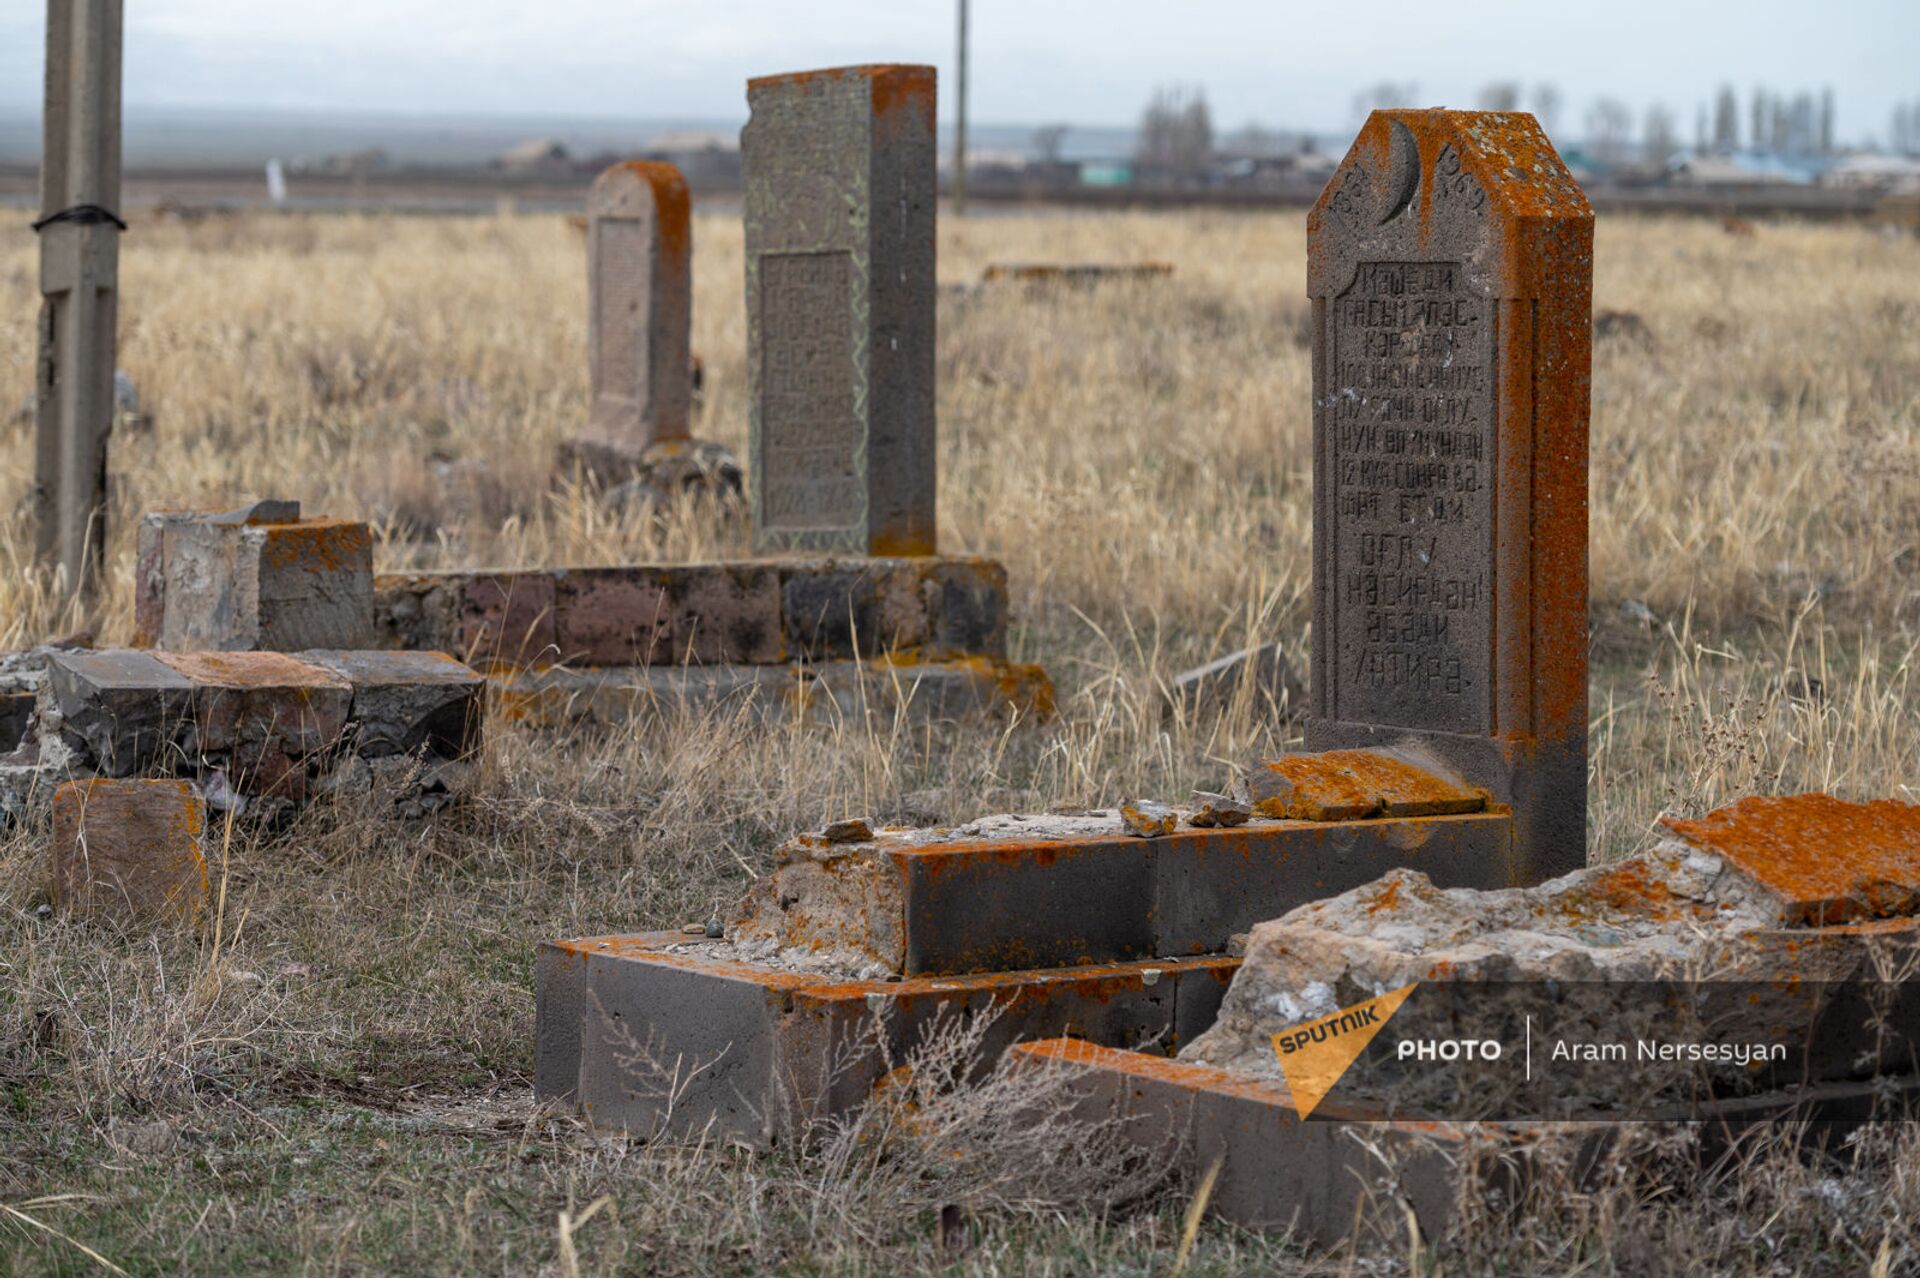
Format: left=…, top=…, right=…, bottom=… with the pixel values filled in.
left=535, top=931, right=1238, bottom=1148
left=1008, top=1038, right=1470, bottom=1247
left=1250, top=746, right=1488, bottom=821
left=728, top=808, right=1516, bottom=977
left=372, top=557, right=1008, bottom=669
left=1661, top=792, right=1920, bottom=926
left=1184, top=793, right=1920, bottom=1088
left=490, top=656, right=1054, bottom=727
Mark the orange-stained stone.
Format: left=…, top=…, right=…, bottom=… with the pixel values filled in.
left=51, top=778, right=208, bottom=925
left=1249, top=748, right=1487, bottom=821
left=1664, top=793, right=1920, bottom=927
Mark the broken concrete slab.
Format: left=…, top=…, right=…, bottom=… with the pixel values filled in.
left=302, top=650, right=484, bottom=759
left=727, top=807, right=1516, bottom=977
left=1182, top=793, right=1920, bottom=1086
left=1249, top=746, right=1488, bottom=821
left=372, top=557, right=1011, bottom=669
left=46, top=649, right=195, bottom=776
left=1661, top=792, right=1920, bottom=926
left=536, top=931, right=1238, bottom=1147
left=153, top=651, right=352, bottom=799
left=51, top=778, right=208, bottom=924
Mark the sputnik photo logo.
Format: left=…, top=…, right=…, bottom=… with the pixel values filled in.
left=1269, top=984, right=1417, bottom=1118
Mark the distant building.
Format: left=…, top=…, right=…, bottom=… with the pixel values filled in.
left=496, top=138, right=573, bottom=176
left=1821, top=153, right=1920, bottom=194
left=1667, top=152, right=1810, bottom=188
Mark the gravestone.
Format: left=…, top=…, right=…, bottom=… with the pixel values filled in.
left=1305, top=110, right=1593, bottom=879
left=566, top=161, right=694, bottom=473
left=742, top=64, right=937, bottom=556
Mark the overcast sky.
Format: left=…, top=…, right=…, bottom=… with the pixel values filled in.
left=3, top=0, right=1914, bottom=142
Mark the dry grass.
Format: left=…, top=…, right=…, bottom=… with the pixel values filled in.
left=0, top=206, right=1916, bottom=1273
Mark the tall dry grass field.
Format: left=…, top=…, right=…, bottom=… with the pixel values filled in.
left=0, top=208, right=1916, bottom=1274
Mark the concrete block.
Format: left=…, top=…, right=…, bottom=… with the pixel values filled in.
left=51, top=778, right=208, bottom=924
left=670, top=566, right=785, bottom=665
left=154, top=512, right=373, bottom=652
left=731, top=810, right=1515, bottom=977
left=1008, top=1039, right=1471, bottom=1247
left=302, top=649, right=484, bottom=759
left=153, top=652, right=351, bottom=797
left=47, top=649, right=195, bottom=776
left=459, top=573, right=557, bottom=669
left=1150, top=811, right=1515, bottom=956
left=489, top=658, right=1052, bottom=730
left=539, top=932, right=1239, bottom=1148
left=778, top=558, right=1008, bottom=661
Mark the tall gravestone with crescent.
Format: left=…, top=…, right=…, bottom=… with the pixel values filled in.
left=742, top=65, right=938, bottom=556
left=1306, top=110, right=1594, bottom=879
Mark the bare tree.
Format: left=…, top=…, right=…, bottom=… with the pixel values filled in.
left=1819, top=88, right=1835, bottom=153
left=1477, top=81, right=1521, bottom=112
left=1586, top=97, right=1634, bottom=166
left=1531, top=83, right=1564, bottom=136
left=1713, top=84, right=1739, bottom=151
left=1643, top=104, right=1678, bottom=166
left=1136, top=85, right=1214, bottom=185
left=1750, top=87, right=1768, bottom=152
left=1031, top=124, right=1069, bottom=164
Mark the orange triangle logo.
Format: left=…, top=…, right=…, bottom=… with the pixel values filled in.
left=1270, top=984, right=1416, bottom=1119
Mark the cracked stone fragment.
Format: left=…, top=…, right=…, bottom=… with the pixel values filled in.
left=1188, top=791, right=1251, bottom=828
left=1120, top=799, right=1177, bottom=838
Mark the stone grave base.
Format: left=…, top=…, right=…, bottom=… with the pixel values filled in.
left=1008, top=1038, right=1920, bottom=1248
left=373, top=556, right=1014, bottom=670
left=535, top=931, right=1238, bottom=1149
left=490, top=656, right=1056, bottom=726
left=727, top=800, right=1514, bottom=978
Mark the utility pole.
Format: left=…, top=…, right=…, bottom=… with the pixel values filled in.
left=953, top=0, right=969, bottom=215
left=35, top=0, right=124, bottom=603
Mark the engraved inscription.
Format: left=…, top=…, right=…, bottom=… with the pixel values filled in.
left=759, top=251, right=862, bottom=530
left=1330, top=261, right=1493, bottom=732
left=592, top=217, right=650, bottom=416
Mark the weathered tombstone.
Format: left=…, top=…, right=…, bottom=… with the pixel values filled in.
left=565, top=161, right=694, bottom=473
left=742, top=64, right=937, bottom=556
left=34, top=0, right=124, bottom=598
left=1305, top=110, right=1593, bottom=880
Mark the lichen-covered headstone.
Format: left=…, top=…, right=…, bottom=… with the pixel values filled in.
left=742, top=64, right=937, bottom=556
left=1305, top=110, right=1593, bottom=880
left=570, top=161, right=693, bottom=470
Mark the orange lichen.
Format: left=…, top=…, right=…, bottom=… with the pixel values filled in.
left=260, top=519, right=371, bottom=573
left=1253, top=749, right=1486, bottom=821
left=154, top=650, right=346, bottom=690
left=1664, top=793, right=1920, bottom=927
